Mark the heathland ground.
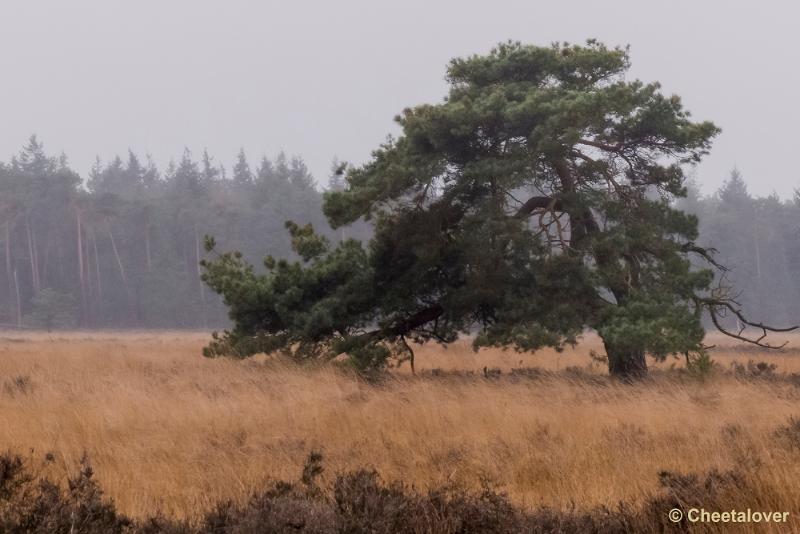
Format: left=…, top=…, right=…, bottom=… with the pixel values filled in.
left=1, top=331, right=800, bottom=529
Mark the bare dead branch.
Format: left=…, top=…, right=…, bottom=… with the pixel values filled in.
left=699, top=296, right=799, bottom=349
left=399, top=334, right=415, bottom=375
left=682, top=242, right=728, bottom=272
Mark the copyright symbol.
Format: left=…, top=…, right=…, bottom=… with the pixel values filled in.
left=669, top=508, right=683, bottom=523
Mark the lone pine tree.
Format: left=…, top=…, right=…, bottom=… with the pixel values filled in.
left=202, top=40, right=795, bottom=377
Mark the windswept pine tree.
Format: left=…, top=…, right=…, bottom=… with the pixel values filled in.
left=0, top=52, right=795, bottom=342
left=202, top=41, right=796, bottom=377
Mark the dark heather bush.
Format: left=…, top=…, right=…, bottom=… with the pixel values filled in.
left=0, top=453, right=131, bottom=534
left=731, top=359, right=779, bottom=379
left=2, top=375, right=33, bottom=397
left=0, top=451, right=763, bottom=533
left=774, top=416, right=800, bottom=450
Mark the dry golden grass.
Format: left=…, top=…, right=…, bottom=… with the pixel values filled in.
left=2, top=330, right=800, bottom=527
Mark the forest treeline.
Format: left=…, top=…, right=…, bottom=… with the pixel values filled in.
left=0, top=136, right=796, bottom=330
left=680, top=171, right=800, bottom=329
left=0, top=136, right=364, bottom=329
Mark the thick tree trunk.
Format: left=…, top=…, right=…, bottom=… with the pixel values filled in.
left=604, top=341, right=648, bottom=378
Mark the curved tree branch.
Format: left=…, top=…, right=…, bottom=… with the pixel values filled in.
left=577, top=138, right=624, bottom=152
left=514, top=196, right=563, bottom=219
left=682, top=242, right=728, bottom=272
left=699, top=296, right=799, bottom=349
left=358, top=305, right=446, bottom=344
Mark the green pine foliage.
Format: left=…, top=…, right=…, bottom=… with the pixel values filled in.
left=0, top=43, right=796, bottom=377
left=202, top=40, right=750, bottom=377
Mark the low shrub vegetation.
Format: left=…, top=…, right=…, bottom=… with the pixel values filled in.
left=0, top=451, right=767, bottom=533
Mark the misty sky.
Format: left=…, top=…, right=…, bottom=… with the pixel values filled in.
left=1, top=1, right=797, bottom=197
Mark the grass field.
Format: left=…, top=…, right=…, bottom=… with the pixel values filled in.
left=2, top=331, right=800, bottom=530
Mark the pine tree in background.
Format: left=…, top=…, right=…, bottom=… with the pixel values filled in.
left=232, top=148, right=254, bottom=186
left=201, top=149, right=221, bottom=184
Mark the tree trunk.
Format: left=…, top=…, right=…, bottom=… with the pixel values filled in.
left=13, top=269, right=22, bottom=328
left=5, top=220, right=13, bottom=299
left=91, top=229, right=102, bottom=302
left=26, top=220, right=40, bottom=292
left=194, top=224, right=208, bottom=328
left=144, top=224, right=152, bottom=272
left=107, top=226, right=128, bottom=287
left=32, top=226, right=40, bottom=290
left=76, top=211, right=86, bottom=325
left=604, top=341, right=648, bottom=378
left=77, top=212, right=84, bottom=286
left=107, top=224, right=136, bottom=324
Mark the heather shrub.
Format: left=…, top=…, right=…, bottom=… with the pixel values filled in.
left=731, top=359, right=778, bottom=379
left=0, top=450, right=768, bottom=533
left=774, top=416, right=800, bottom=450
left=0, top=452, right=131, bottom=533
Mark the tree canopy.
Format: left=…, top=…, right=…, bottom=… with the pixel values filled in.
left=202, top=40, right=797, bottom=377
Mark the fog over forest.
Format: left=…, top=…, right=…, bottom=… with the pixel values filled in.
left=0, top=137, right=796, bottom=330
left=1, top=1, right=798, bottom=331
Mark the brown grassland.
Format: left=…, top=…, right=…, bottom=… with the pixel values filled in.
left=2, top=331, right=800, bottom=530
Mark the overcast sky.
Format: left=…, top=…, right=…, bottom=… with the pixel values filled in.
left=0, top=1, right=797, bottom=197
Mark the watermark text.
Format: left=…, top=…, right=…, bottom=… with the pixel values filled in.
left=669, top=508, right=790, bottom=524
